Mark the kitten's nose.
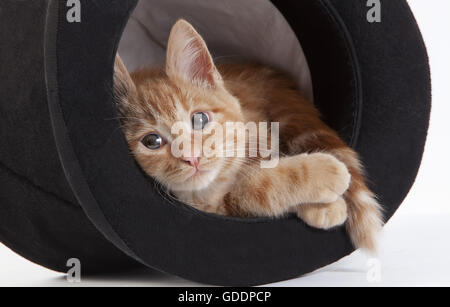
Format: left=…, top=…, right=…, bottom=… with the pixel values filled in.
left=183, top=157, right=200, bottom=168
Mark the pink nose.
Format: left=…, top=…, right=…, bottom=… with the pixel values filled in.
left=183, top=157, right=200, bottom=168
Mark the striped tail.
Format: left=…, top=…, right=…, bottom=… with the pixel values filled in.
left=333, top=148, right=384, bottom=252
left=345, top=188, right=384, bottom=252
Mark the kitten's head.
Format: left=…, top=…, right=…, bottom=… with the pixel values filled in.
left=115, top=20, right=244, bottom=192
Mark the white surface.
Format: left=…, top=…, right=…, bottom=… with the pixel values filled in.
left=1, top=0, right=449, bottom=287
left=1, top=211, right=449, bottom=287
left=272, top=212, right=450, bottom=287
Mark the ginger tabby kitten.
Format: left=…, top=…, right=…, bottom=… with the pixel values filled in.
left=114, top=20, right=383, bottom=251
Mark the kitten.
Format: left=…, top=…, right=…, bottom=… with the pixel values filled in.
left=114, top=20, right=383, bottom=251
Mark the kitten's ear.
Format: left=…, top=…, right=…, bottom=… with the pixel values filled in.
left=166, top=20, right=223, bottom=88
left=114, top=54, right=136, bottom=113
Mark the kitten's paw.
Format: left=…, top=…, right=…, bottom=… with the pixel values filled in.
left=301, top=153, right=351, bottom=204
left=297, top=197, right=348, bottom=230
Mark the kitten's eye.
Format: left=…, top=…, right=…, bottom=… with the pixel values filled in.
left=192, top=112, right=210, bottom=130
left=141, top=133, right=164, bottom=150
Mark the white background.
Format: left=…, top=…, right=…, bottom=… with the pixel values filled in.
left=1, top=0, right=449, bottom=286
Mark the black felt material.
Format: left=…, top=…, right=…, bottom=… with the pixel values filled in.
left=0, top=0, right=430, bottom=286
left=0, top=161, right=138, bottom=273
left=328, top=0, right=431, bottom=220
left=0, top=0, right=138, bottom=274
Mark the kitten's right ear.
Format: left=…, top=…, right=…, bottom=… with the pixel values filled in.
left=114, top=54, right=136, bottom=112
left=166, top=20, right=223, bottom=88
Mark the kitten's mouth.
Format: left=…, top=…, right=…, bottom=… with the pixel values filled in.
left=186, top=168, right=208, bottom=179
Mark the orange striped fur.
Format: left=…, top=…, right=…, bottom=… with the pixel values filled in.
left=115, top=20, right=383, bottom=251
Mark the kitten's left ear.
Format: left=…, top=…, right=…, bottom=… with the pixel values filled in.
left=114, top=54, right=135, bottom=95
left=114, top=54, right=137, bottom=115
left=166, top=20, right=223, bottom=88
